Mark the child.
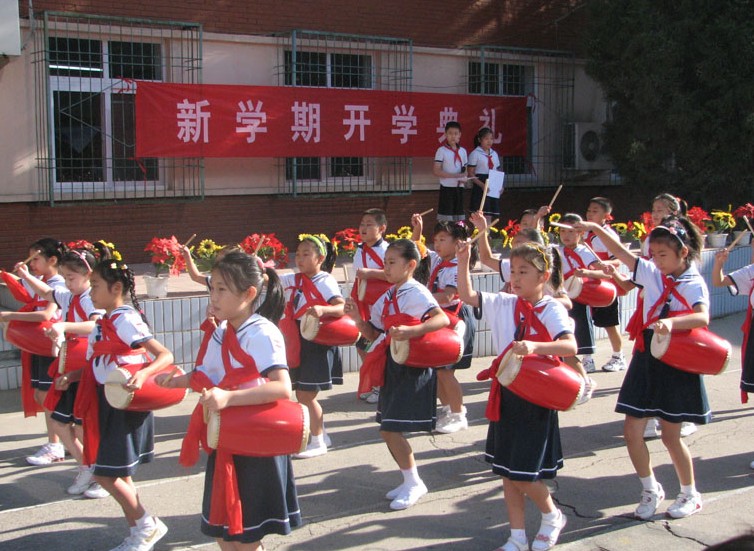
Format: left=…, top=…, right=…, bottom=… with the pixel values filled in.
left=411, top=213, right=476, bottom=434
left=75, top=258, right=173, bottom=550
left=520, top=206, right=551, bottom=231
left=345, top=238, right=449, bottom=510
left=456, top=241, right=576, bottom=551
left=555, top=214, right=601, bottom=400
left=584, top=197, right=627, bottom=372
left=467, top=126, right=501, bottom=222
left=434, top=121, right=468, bottom=222
left=158, top=251, right=301, bottom=548
left=352, top=208, right=391, bottom=404
left=280, top=234, right=344, bottom=458
left=0, top=238, right=67, bottom=465
left=15, top=246, right=107, bottom=498
left=575, top=217, right=710, bottom=519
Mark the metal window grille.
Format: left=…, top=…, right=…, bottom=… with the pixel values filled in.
left=33, top=12, right=204, bottom=205
left=276, top=30, right=412, bottom=197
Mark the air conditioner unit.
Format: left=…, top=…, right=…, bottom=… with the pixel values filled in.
left=0, top=2, right=22, bottom=56
left=563, top=122, right=612, bottom=170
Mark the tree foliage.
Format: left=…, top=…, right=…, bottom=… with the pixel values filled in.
left=585, top=0, right=754, bottom=205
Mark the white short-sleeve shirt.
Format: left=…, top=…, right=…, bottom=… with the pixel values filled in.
left=280, top=272, right=342, bottom=317
left=498, top=258, right=511, bottom=283
left=467, top=146, right=500, bottom=176
left=434, top=145, right=468, bottom=187
left=52, top=287, right=103, bottom=322
left=585, top=224, right=620, bottom=260
left=477, top=292, right=573, bottom=355
left=726, top=263, right=754, bottom=310
left=427, top=250, right=459, bottom=307
left=369, top=279, right=439, bottom=331
left=352, top=239, right=389, bottom=270
left=88, top=305, right=153, bottom=384
left=23, top=274, right=66, bottom=316
left=196, top=314, right=288, bottom=385
left=557, top=244, right=599, bottom=276
left=632, top=258, right=709, bottom=322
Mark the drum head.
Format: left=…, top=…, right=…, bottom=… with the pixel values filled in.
left=298, top=402, right=311, bottom=454
left=358, top=279, right=368, bottom=301
left=390, top=338, right=409, bottom=364
left=650, top=332, right=671, bottom=360
left=207, top=409, right=220, bottom=449
left=452, top=320, right=466, bottom=364
left=496, top=347, right=523, bottom=387
left=104, top=367, right=135, bottom=409
left=565, top=276, right=582, bottom=300
left=299, top=313, right=319, bottom=341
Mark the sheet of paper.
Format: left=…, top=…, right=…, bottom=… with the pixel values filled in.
left=486, top=170, right=505, bottom=198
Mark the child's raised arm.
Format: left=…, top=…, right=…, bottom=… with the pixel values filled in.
left=411, top=213, right=424, bottom=242
left=470, top=211, right=499, bottom=271
left=14, top=263, right=54, bottom=302
left=180, top=245, right=207, bottom=286
left=574, top=221, right=638, bottom=271
left=712, top=249, right=733, bottom=287
left=455, top=240, right=480, bottom=308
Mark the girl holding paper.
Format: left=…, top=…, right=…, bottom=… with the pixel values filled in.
left=468, top=127, right=502, bottom=222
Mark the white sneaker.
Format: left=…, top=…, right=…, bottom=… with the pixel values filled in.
left=130, top=517, right=168, bottom=551
left=666, top=492, right=702, bottom=518
left=109, top=535, right=136, bottom=551
left=435, top=412, right=469, bottom=434
left=680, top=422, right=698, bottom=438
left=26, top=442, right=65, bottom=466
left=389, top=481, right=428, bottom=510
left=294, top=439, right=328, bottom=459
left=67, top=466, right=94, bottom=495
left=365, top=387, right=380, bottom=404
left=749, top=459, right=754, bottom=469
left=582, top=356, right=596, bottom=373
left=501, top=536, right=529, bottom=551
left=576, top=377, right=597, bottom=405
left=323, top=431, right=332, bottom=448
left=438, top=404, right=451, bottom=420
left=602, top=354, right=627, bottom=372
left=84, top=482, right=110, bottom=499
left=644, top=418, right=660, bottom=439
left=531, top=510, right=567, bottom=551
left=635, top=484, right=664, bottom=520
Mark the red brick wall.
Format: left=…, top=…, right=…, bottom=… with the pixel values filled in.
left=0, top=185, right=643, bottom=267
left=22, top=0, right=588, bottom=52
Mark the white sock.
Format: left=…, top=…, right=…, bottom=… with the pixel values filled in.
left=680, top=483, right=697, bottom=495
left=510, top=528, right=527, bottom=543
left=542, top=509, right=560, bottom=523
left=612, top=351, right=623, bottom=358
left=640, top=475, right=659, bottom=492
left=135, top=512, right=155, bottom=532
left=310, top=434, right=325, bottom=448
left=401, top=466, right=421, bottom=487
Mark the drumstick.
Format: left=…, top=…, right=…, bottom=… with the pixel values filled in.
left=56, top=340, right=67, bottom=375
left=726, top=230, right=749, bottom=251
left=164, top=366, right=180, bottom=385
left=479, top=180, right=490, bottom=213
left=253, top=236, right=268, bottom=256
left=743, top=216, right=754, bottom=235
left=581, top=241, right=601, bottom=263
left=550, top=221, right=574, bottom=230
left=548, top=184, right=563, bottom=209
left=22, top=250, right=41, bottom=265
left=183, top=233, right=197, bottom=248
left=469, top=219, right=499, bottom=244
left=419, top=208, right=434, bottom=217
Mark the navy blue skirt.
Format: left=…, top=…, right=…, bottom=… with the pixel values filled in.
left=291, top=330, right=343, bottom=392
left=469, top=175, right=500, bottom=217
left=93, top=384, right=154, bottom=477
left=591, top=297, right=620, bottom=328
left=615, top=331, right=711, bottom=424
left=30, top=354, right=55, bottom=391
left=377, top=355, right=437, bottom=433
left=570, top=301, right=595, bottom=355
left=50, top=382, right=82, bottom=425
left=485, top=385, right=563, bottom=481
left=202, top=451, right=301, bottom=543
left=741, top=316, right=754, bottom=394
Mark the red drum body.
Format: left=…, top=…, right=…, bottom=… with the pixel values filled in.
left=300, top=312, right=361, bottom=346
left=390, top=323, right=464, bottom=368
left=650, top=328, right=731, bottom=376
left=104, top=364, right=187, bottom=411
left=565, top=276, right=616, bottom=308
left=496, top=347, right=584, bottom=411
left=206, top=400, right=310, bottom=457
left=53, top=337, right=90, bottom=375
left=3, top=320, right=56, bottom=356
left=357, top=279, right=392, bottom=305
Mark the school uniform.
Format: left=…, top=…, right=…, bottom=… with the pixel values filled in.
left=616, top=258, right=711, bottom=424
left=724, top=264, right=754, bottom=396
left=88, top=305, right=155, bottom=477
left=351, top=239, right=390, bottom=326
left=427, top=251, right=475, bottom=369
left=280, top=272, right=344, bottom=391
left=434, top=143, right=468, bottom=221
left=557, top=245, right=598, bottom=355
left=476, top=292, right=573, bottom=481
left=25, top=274, right=66, bottom=391
left=369, top=280, right=439, bottom=433
left=48, top=287, right=102, bottom=425
left=197, top=315, right=301, bottom=543
left=468, top=146, right=501, bottom=216
left=585, top=226, right=621, bottom=328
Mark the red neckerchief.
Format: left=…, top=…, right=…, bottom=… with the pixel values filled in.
left=429, top=258, right=463, bottom=320
left=444, top=142, right=462, bottom=166
left=360, top=243, right=385, bottom=269
left=481, top=148, right=494, bottom=169
left=65, top=293, right=87, bottom=323
left=628, top=275, right=693, bottom=352
left=562, top=246, right=587, bottom=279
left=279, top=273, right=329, bottom=369
left=585, top=231, right=610, bottom=261
left=1, top=271, right=33, bottom=303
left=741, top=283, right=754, bottom=403
left=180, top=322, right=263, bottom=536
left=350, top=243, right=390, bottom=320
left=478, top=297, right=551, bottom=421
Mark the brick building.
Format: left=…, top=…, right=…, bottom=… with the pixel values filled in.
left=0, top=0, right=625, bottom=265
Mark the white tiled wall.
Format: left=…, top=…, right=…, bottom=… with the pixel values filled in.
left=0, top=246, right=751, bottom=389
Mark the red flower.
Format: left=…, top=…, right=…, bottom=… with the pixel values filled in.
left=144, top=236, right=185, bottom=276
left=640, top=211, right=653, bottom=230
left=733, top=203, right=754, bottom=220
left=686, top=206, right=710, bottom=233
left=239, top=233, right=288, bottom=268
left=332, top=227, right=362, bottom=258
left=66, top=240, right=94, bottom=251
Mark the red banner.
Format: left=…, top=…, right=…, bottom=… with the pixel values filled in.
left=135, top=81, right=526, bottom=159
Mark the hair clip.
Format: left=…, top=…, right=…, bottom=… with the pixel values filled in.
left=110, top=262, right=118, bottom=270
left=71, top=250, right=92, bottom=272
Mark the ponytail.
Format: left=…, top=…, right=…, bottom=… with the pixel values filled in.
left=256, top=266, right=285, bottom=324
left=322, top=240, right=337, bottom=274
left=549, top=246, right=564, bottom=291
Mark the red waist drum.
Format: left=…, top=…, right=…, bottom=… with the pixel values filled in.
left=496, top=346, right=584, bottom=411
left=389, top=322, right=464, bottom=368
left=54, top=337, right=90, bottom=374
left=357, top=279, right=392, bottom=305
left=300, top=312, right=361, bottom=347
left=4, top=320, right=56, bottom=356
left=104, top=364, right=187, bottom=411
left=565, top=276, right=617, bottom=308
left=206, top=400, right=310, bottom=457
left=650, top=328, right=731, bottom=376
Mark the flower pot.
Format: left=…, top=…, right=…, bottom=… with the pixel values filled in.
left=144, top=274, right=169, bottom=299
left=733, top=230, right=752, bottom=246
left=706, top=233, right=728, bottom=249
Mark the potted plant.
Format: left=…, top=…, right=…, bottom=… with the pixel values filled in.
left=733, top=203, right=754, bottom=245
left=193, top=238, right=224, bottom=272
left=703, top=208, right=735, bottom=248
left=143, top=236, right=185, bottom=298
left=331, top=228, right=361, bottom=260
left=239, top=233, right=289, bottom=268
